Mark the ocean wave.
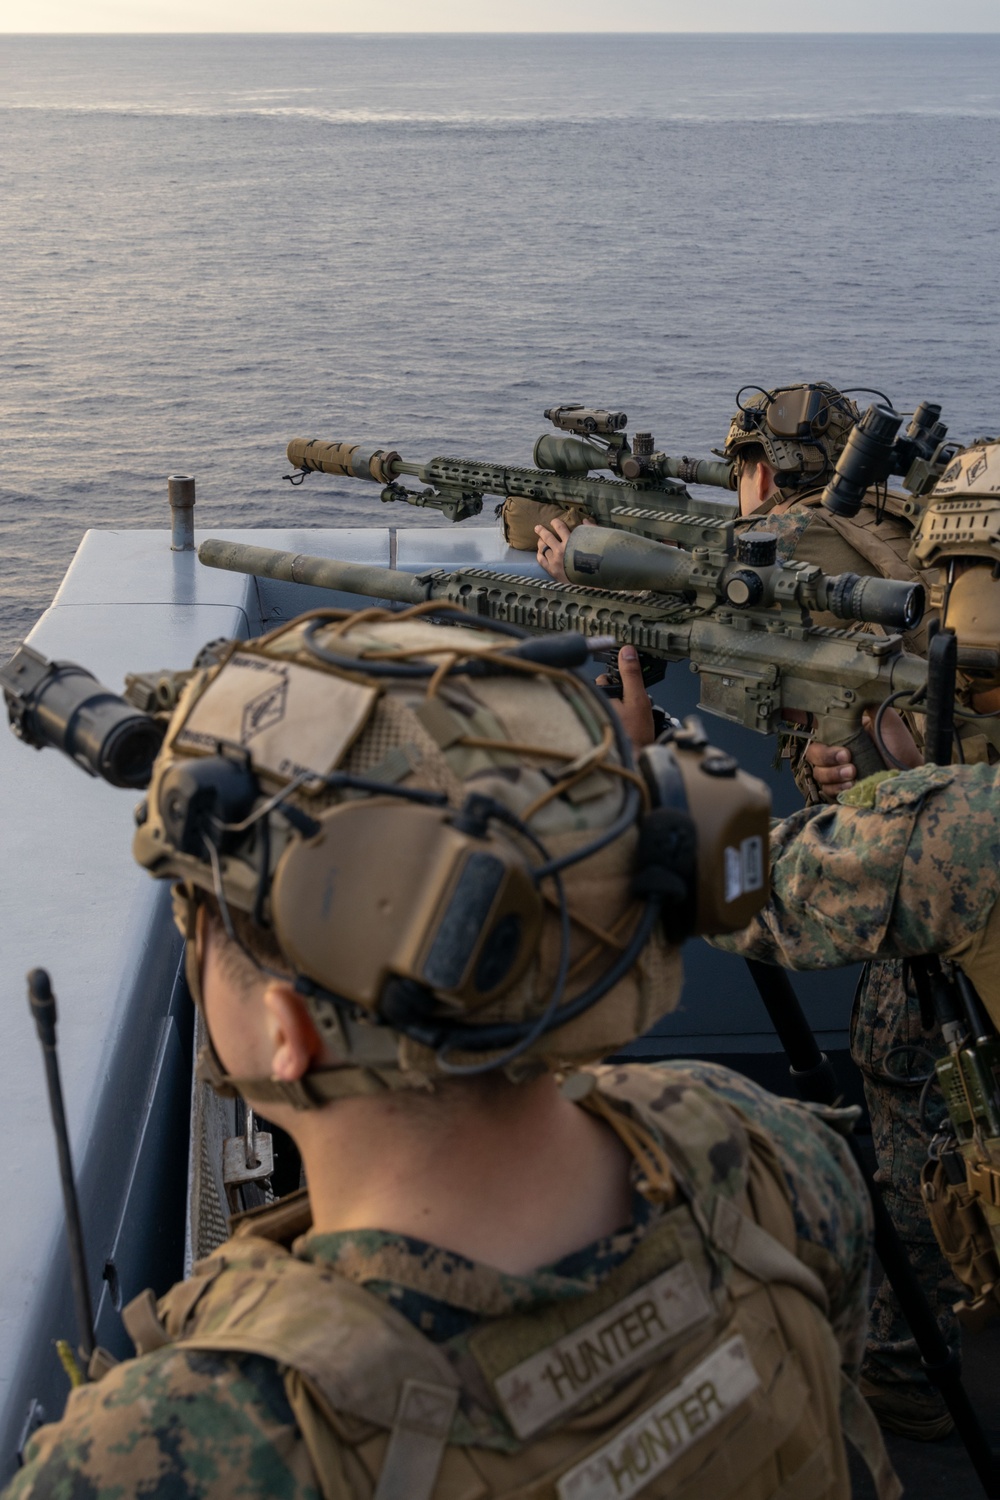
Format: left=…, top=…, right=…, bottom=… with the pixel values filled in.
left=3, top=100, right=1000, bottom=126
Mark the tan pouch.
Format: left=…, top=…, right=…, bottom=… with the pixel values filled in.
left=920, top=1155, right=1000, bottom=1329
left=500, top=497, right=587, bottom=551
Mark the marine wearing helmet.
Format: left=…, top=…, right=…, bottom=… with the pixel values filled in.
left=910, top=440, right=1000, bottom=690
left=722, top=382, right=860, bottom=502
left=548, top=382, right=966, bottom=1443
left=3, top=605, right=893, bottom=1500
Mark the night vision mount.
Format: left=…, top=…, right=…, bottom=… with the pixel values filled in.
left=822, top=400, right=962, bottom=519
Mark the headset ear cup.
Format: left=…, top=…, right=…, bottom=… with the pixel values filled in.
left=378, top=977, right=440, bottom=1036
left=632, top=808, right=698, bottom=944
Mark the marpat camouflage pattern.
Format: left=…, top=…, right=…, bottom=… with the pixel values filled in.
left=4, top=1061, right=871, bottom=1500
left=713, top=764, right=1000, bottom=1013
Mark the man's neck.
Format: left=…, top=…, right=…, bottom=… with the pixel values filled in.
left=292, top=1074, right=635, bottom=1276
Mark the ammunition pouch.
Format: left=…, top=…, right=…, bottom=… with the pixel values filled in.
left=921, top=1151, right=1000, bottom=1332
left=500, top=496, right=587, bottom=551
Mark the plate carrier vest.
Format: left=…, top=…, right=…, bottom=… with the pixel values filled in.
left=123, top=1065, right=898, bottom=1500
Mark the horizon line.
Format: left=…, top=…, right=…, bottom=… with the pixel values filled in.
left=3, top=28, right=1000, bottom=36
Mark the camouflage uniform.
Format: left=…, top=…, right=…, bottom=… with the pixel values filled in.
left=715, top=763, right=1000, bottom=1394
left=713, top=765, right=1000, bottom=1013
left=735, top=488, right=962, bottom=1402
left=6, top=1061, right=876, bottom=1500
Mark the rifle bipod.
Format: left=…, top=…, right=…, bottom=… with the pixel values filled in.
left=745, top=958, right=999, bottom=1498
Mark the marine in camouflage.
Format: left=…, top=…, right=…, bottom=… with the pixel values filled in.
left=4, top=1061, right=873, bottom=1500
left=735, top=473, right=961, bottom=1399
left=713, top=764, right=1000, bottom=1009
left=715, top=763, right=1000, bottom=1396
left=850, top=960, right=955, bottom=1391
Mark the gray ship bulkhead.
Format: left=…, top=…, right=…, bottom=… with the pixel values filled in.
left=0, top=526, right=860, bottom=1479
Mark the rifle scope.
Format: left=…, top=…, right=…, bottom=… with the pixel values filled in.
left=563, top=525, right=924, bottom=633
left=532, top=433, right=735, bottom=490
left=0, top=644, right=164, bottom=788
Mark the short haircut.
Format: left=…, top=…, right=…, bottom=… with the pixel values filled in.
left=736, top=442, right=769, bottom=472
left=200, top=893, right=289, bottom=989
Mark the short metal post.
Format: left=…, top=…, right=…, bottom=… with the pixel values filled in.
left=168, top=475, right=196, bottom=552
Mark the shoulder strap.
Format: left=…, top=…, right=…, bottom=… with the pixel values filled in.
left=586, top=1066, right=828, bottom=1311
left=370, top=1381, right=461, bottom=1500
left=129, top=1233, right=462, bottom=1500
left=147, top=1234, right=462, bottom=1432
left=710, top=1193, right=828, bottom=1313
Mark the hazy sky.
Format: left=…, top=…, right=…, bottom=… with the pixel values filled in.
left=2, top=1, right=998, bottom=32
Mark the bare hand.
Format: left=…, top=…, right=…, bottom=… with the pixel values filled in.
left=535, top=515, right=595, bottom=584
left=805, top=707, right=921, bottom=801
left=596, top=646, right=656, bottom=752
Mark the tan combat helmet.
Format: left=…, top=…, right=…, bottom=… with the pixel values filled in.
left=133, top=606, right=769, bottom=1105
left=723, top=383, right=860, bottom=496
left=910, top=441, right=1000, bottom=683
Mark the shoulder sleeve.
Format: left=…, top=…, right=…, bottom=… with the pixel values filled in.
left=644, top=1061, right=871, bottom=1375
left=3, top=1348, right=322, bottom=1500
left=711, top=765, right=1000, bottom=984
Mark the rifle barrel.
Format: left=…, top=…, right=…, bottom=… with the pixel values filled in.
left=197, top=539, right=427, bottom=606
left=286, top=436, right=737, bottom=539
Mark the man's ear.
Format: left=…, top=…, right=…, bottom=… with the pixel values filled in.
left=757, top=460, right=778, bottom=506
left=262, top=983, right=324, bottom=1082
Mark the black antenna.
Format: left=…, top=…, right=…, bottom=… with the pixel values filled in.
left=925, top=626, right=958, bottom=768
left=27, top=968, right=95, bottom=1365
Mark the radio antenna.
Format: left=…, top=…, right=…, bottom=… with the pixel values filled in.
left=27, top=968, right=95, bottom=1365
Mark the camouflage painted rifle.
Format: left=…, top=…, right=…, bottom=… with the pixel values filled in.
left=285, top=404, right=737, bottom=548
left=198, top=523, right=927, bottom=779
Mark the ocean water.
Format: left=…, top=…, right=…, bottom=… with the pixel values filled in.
left=2, top=33, right=1000, bottom=653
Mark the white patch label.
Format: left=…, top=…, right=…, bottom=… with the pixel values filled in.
left=741, top=835, right=764, bottom=894
left=557, top=1336, right=760, bottom=1500
left=723, top=836, right=765, bottom=903
left=724, top=846, right=742, bottom=903
left=177, top=654, right=376, bottom=784
left=494, top=1261, right=712, bottom=1440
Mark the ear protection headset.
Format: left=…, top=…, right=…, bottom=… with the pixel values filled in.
left=725, top=383, right=863, bottom=492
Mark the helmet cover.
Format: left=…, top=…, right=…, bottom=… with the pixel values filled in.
left=136, top=609, right=681, bottom=1093
left=723, top=383, right=859, bottom=493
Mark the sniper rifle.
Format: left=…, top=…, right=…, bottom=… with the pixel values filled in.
left=198, top=522, right=928, bottom=780
left=284, top=403, right=736, bottom=549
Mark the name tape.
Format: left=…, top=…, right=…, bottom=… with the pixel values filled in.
left=494, top=1261, right=712, bottom=1441
left=557, top=1335, right=760, bottom=1500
